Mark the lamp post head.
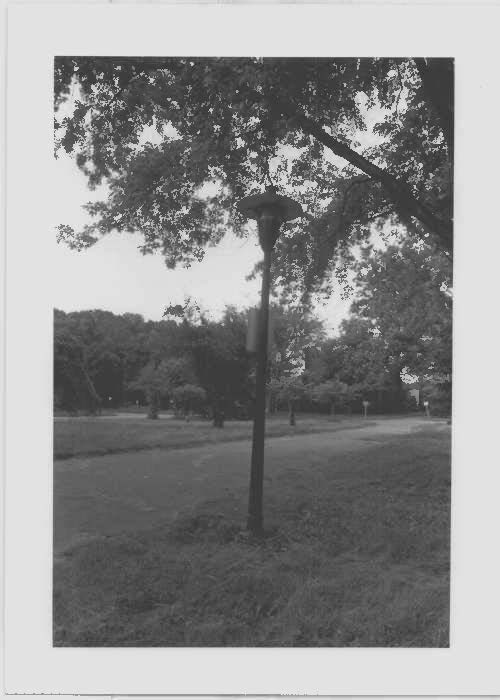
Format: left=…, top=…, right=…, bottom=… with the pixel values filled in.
left=237, top=186, right=302, bottom=252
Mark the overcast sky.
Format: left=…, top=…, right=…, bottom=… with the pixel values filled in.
left=53, top=151, right=352, bottom=334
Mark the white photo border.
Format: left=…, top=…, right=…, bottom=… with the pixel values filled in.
left=5, top=2, right=500, bottom=695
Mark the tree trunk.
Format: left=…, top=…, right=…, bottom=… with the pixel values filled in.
left=79, top=361, right=102, bottom=415
left=288, top=399, right=296, bottom=426
left=393, top=362, right=405, bottom=412
left=212, top=401, right=224, bottom=428
left=148, top=390, right=160, bottom=419
left=413, top=58, right=453, bottom=151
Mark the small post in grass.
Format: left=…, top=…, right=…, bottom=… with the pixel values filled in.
left=237, top=186, right=302, bottom=535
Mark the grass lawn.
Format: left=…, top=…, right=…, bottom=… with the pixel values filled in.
left=54, top=412, right=375, bottom=460
left=53, top=424, right=450, bottom=647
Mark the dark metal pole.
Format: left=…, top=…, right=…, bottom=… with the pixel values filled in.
left=247, top=246, right=272, bottom=534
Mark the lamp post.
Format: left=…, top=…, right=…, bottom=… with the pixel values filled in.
left=237, top=186, right=302, bottom=535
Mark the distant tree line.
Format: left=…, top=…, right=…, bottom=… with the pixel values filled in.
left=54, top=306, right=249, bottom=421
left=54, top=239, right=452, bottom=420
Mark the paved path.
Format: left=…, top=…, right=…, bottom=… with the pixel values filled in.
left=53, top=417, right=445, bottom=554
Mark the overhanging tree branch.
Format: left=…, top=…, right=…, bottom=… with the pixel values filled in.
left=274, top=100, right=453, bottom=252
left=248, top=83, right=452, bottom=251
left=57, top=58, right=453, bottom=254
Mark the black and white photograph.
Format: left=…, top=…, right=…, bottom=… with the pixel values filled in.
left=5, top=3, right=500, bottom=694
left=52, top=55, right=452, bottom=648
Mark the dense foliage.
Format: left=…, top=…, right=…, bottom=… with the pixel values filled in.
left=53, top=304, right=325, bottom=418
left=54, top=306, right=252, bottom=418
left=352, top=238, right=452, bottom=381
left=54, top=227, right=451, bottom=418
left=55, top=57, right=452, bottom=301
left=306, top=238, right=452, bottom=414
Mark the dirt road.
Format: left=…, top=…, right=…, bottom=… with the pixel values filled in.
left=54, top=416, right=446, bottom=554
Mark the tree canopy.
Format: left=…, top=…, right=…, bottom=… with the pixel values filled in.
left=54, top=240, right=452, bottom=420
left=351, top=238, right=452, bottom=381
left=268, top=303, right=325, bottom=380
left=54, top=306, right=256, bottom=418
left=55, top=56, right=453, bottom=299
left=305, top=236, right=452, bottom=413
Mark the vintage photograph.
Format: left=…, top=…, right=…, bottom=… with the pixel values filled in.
left=52, top=56, right=452, bottom=647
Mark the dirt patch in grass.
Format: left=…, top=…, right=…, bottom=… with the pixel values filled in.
left=53, top=427, right=450, bottom=647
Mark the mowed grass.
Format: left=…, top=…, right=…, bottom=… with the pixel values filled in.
left=54, top=413, right=373, bottom=460
left=53, top=425, right=450, bottom=647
